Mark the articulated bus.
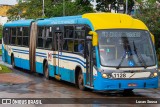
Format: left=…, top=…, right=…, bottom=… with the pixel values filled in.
left=2, top=13, right=158, bottom=91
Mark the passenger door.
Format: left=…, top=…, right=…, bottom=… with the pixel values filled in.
left=85, top=36, right=94, bottom=87
left=53, top=26, right=63, bottom=79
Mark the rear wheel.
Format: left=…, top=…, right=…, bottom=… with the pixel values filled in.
left=11, top=56, right=15, bottom=68
left=78, top=70, right=85, bottom=90
left=44, top=62, right=49, bottom=79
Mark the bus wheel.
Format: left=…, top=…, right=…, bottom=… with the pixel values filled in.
left=78, top=70, right=85, bottom=90
left=44, top=62, right=49, bottom=79
left=11, top=56, right=15, bottom=68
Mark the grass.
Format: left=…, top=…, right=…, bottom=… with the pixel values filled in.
left=0, top=64, right=12, bottom=73
left=0, top=49, right=2, bottom=56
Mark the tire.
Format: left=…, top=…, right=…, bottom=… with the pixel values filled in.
left=11, top=56, right=15, bottom=68
left=44, top=62, right=49, bottom=80
left=78, top=70, right=85, bottom=90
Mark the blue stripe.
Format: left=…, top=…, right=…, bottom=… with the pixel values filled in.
left=13, top=48, right=29, bottom=53
left=52, top=54, right=86, bottom=64
left=13, top=50, right=29, bottom=54
left=13, top=48, right=46, bottom=55
left=12, top=48, right=86, bottom=67
left=54, top=56, right=86, bottom=68
left=36, top=52, right=46, bottom=55
left=36, top=54, right=47, bottom=58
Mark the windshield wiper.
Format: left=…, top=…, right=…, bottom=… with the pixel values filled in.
left=116, top=52, right=126, bottom=69
left=133, top=41, right=147, bottom=69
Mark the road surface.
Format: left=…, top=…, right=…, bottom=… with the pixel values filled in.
left=0, top=57, right=160, bottom=107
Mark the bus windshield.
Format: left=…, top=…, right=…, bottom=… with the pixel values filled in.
left=97, top=29, right=156, bottom=68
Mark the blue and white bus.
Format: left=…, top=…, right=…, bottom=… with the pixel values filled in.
left=2, top=13, right=158, bottom=91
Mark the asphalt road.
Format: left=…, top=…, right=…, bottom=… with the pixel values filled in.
left=0, top=57, right=160, bottom=107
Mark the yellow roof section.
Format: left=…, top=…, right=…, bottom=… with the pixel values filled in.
left=82, top=13, right=148, bottom=31
left=0, top=5, right=11, bottom=16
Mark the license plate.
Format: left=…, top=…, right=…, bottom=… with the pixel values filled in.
left=112, top=73, right=127, bottom=78
left=112, top=72, right=151, bottom=79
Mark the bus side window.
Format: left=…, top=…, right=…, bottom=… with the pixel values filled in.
left=44, top=27, right=53, bottom=50
left=17, top=27, right=23, bottom=46
left=3, top=27, right=9, bottom=45
left=11, top=27, right=16, bottom=45
left=37, top=26, right=45, bottom=48
left=23, top=27, right=29, bottom=47
left=64, top=26, right=74, bottom=39
left=74, top=25, right=85, bottom=53
left=63, top=26, right=74, bottom=52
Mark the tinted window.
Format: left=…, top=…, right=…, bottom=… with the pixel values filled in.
left=64, top=26, right=74, bottom=38
left=22, top=27, right=29, bottom=46
left=44, top=27, right=53, bottom=50
left=11, top=27, right=16, bottom=45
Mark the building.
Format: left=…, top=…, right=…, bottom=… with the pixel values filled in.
left=0, top=5, right=12, bottom=25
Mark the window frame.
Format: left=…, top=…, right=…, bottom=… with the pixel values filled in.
left=11, top=27, right=17, bottom=45
left=22, top=27, right=30, bottom=47
left=44, top=26, right=53, bottom=50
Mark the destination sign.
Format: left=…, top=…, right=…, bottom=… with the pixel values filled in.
left=101, top=31, right=142, bottom=38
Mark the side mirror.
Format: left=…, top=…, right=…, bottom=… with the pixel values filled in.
left=88, top=31, right=98, bottom=46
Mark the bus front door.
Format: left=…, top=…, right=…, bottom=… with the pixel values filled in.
left=54, top=32, right=63, bottom=80
left=86, top=40, right=93, bottom=87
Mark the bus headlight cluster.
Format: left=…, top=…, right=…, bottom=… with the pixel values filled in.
left=150, top=72, right=158, bottom=78
left=153, top=72, right=158, bottom=77
left=102, top=73, right=111, bottom=78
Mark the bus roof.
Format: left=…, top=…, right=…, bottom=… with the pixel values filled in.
left=82, top=13, right=148, bottom=31
left=37, top=13, right=148, bottom=31
left=3, top=13, right=148, bottom=31
left=37, top=15, right=94, bottom=30
left=3, top=19, right=34, bottom=27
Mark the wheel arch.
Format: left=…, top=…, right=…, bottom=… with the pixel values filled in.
left=43, top=59, right=48, bottom=71
left=11, top=53, right=14, bottom=63
left=75, top=65, right=83, bottom=85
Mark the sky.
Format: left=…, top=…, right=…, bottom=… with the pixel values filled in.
left=0, top=0, right=17, bottom=5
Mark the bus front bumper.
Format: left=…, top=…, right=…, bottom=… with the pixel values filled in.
left=93, top=76, right=158, bottom=91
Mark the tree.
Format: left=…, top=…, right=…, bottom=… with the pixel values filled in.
left=96, top=0, right=115, bottom=12
left=7, top=2, right=28, bottom=20
left=123, top=0, right=135, bottom=14
left=135, top=0, right=160, bottom=51
left=96, top=0, right=135, bottom=14
left=7, top=0, right=94, bottom=20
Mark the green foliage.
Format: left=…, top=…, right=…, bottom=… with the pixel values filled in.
left=135, top=0, right=160, bottom=51
left=7, top=2, right=28, bottom=20
left=96, top=0, right=115, bottom=12
left=123, top=0, right=134, bottom=14
left=96, top=0, right=134, bottom=14
left=7, top=0, right=94, bottom=20
left=0, top=64, right=12, bottom=73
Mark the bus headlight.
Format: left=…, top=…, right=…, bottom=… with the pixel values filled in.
left=153, top=72, right=158, bottom=77
left=150, top=72, right=158, bottom=78
left=102, top=74, right=107, bottom=78
left=102, top=73, right=111, bottom=78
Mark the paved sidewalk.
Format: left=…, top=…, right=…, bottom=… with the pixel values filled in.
left=0, top=73, right=31, bottom=84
